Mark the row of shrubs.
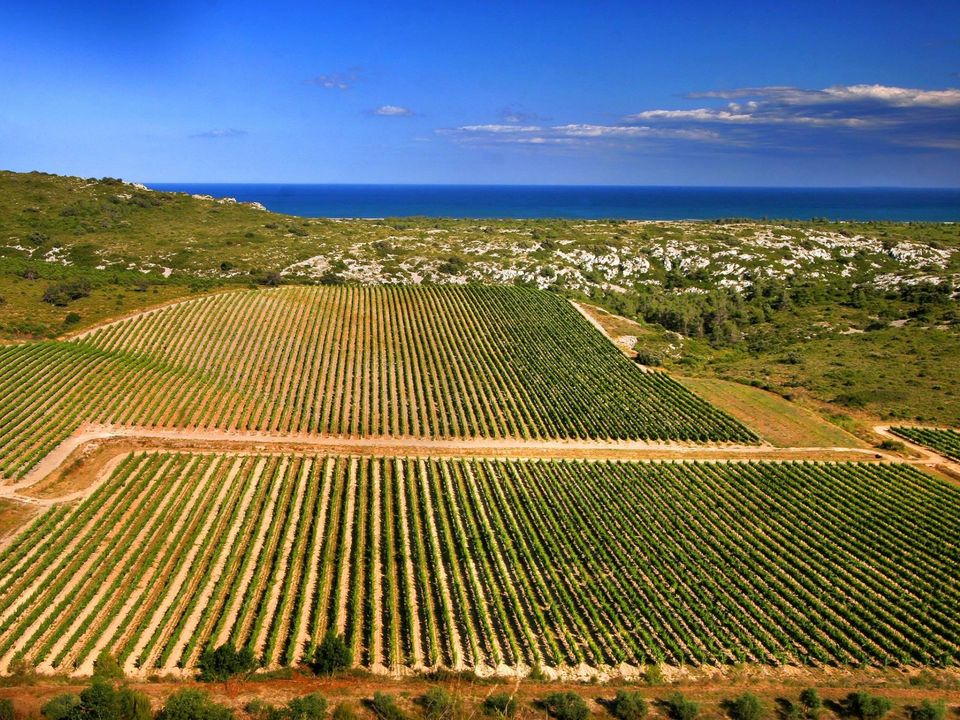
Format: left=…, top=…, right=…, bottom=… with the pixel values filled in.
left=3, top=683, right=948, bottom=720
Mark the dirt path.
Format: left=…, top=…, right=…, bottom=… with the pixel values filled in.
left=874, top=425, right=960, bottom=480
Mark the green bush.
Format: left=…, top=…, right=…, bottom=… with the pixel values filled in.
left=910, top=700, right=946, bottom=720
left=93, top=651, right=124, bottom=679
left=663, top=693, right=699, bottom=720
left=845, top=693, right=892, bottom=720
left=196, top=642, right=256, bottom=681
left=42, top=279, right=92, bottom=306
left=41, top=694, right=81, bottom=720
left=312, top=632, right=351, bottom=675
left=611, top=690, right=648, bottom=720
left=157, top=689, right=233, bottom=720
left=483, top=693, right=518, bottom=717
left=799, top=690, right=821, bottom=713
left=331, top=704, right=357, bottom=720
left=0, top=699, right=13, bottom=720
left=422, top=688, right=460, bottom=720
left=287, top=694, right=328, bottom=720
left=542, top=692, right=589, bottom=720
left=370, top=693, right=407, bottom=720
left=727, top=693, right=763, bottom=720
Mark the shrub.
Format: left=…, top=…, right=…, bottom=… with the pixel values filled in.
left=845, top=693, right=892, bottom=720
left=64, top=312, right=82, bottom=325
left=910, top=700, right=946, bottom=720
left=42, top=279, right=92, bottom=306
left=634, top=349, right=663, bottom=367
left=313, top=631, right=351, bottom=675
left=483, top=693, right=518, bottom=717
left=27, top=231, right=49, bottom=246
left=0, top=699, right=13, bottom=720
left=157, top=689, right=233, bottom=720
left=41, top=694, right=81, bottom=720
left=799, top=690, right=821, bottom=714
left=611, top=690, right=648, bottom=720
left=422, top=688, right=460, bottom=720
left=663, top=693, right=699, bottom=720
left=542, top=692, right=589, bottom=720
left=370, top=693, right=407, bottom=720
left=287, top=694, right=328, bottom=720
left=727, top=693, right=763, bottom=720
left=196, top=642, right=256, bottom=681
left=331, top=704, right=357, bottom=720
left=644, top=664, right=664, bottom=686
left=92, top=650, right=123, bottom=679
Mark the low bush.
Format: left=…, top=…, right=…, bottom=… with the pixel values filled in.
left=844, top=692, right=892, bottom=720
left=331, top=704, right=357, bottom=720
left=910, top=700, right=946, bottom=720
left=370, top=693, right=407, bottom=720
left=92, top=651, right=124, bottom=679
left=483, top=693, right=518, bottom=717
left=41, top=694, right=80, bottom=720
left=0, top=699, right=13, bottom=720
left=611, top=690, right=648, bottom=720
left=727, top=693, right=763, bottom=720
left=42, top=279, right=92, bottom=306
left=542, top=692, right=589, bottom=720
left=157, top=689, right=233, bottom=720
left=422, top=688, right=460, bottom=720
left=663, top=693, right=699, bottom=720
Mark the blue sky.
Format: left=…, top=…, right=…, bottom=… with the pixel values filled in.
left=1, top=0, right=958, bottom=185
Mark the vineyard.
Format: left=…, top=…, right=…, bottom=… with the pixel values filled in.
left=0, top=453, right=956, bottom=678
left=891, top=427, right=960, bottom=462
left=0, top=286, right=755, bottom=480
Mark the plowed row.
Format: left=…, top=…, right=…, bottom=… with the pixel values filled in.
left=1, top=453, right=956, bottom=677
left=0, top=286, right=755, bottom=479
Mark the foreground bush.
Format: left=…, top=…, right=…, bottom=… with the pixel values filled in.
left=542, top=692, right=589, bottom=720
left=422, top=688, right=461, bottom=720
left=910, top=700, right=946, bottom=720
left=727, top=693, right=763, bottom=720
left=663, top=693, right=699, bottom=720
left=370, top=693, right=408, bottom=720
left=611, top=690, right=648, bottom=720
left=0, top=699, right=13, bottom=720
left=483, top=693, right=518, bottom=718
left=197, top=642, right=256, bottom=681
left=247, top=694, right=327, bottom=720
left=40, top=681, right=150, bottom=720
left=845, top=693, right=892, bottom=720
left=157, top=689, right=233, bottom=720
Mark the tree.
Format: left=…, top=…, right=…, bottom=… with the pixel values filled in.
left=196, top=642, right=256, bottom=682
left=156, top=690, right=233, bottom=720
left=312, top=632, right=351, bottom=675
left=727, top=693, right=763, bottom=720
left=542, top=692, right=589, bottom=720
left=799, top=689, right=821, bottom=718
left=611, top=690, right=648, bottom=720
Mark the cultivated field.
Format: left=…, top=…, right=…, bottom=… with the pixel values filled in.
left=0, top=286, right=755, bottom=480
left=891, top=427, right=960, bottom=462
left=1, top=452, right=957, bottom=679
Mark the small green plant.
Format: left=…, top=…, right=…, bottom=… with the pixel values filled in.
left=663, top=693, right=699, bottom=720
left=483, top=693, right=518, bottom=718
left=287, top=694, right=329, bottom=720
left=312, top=631, right=352, bottom=675
left=798, top=689, right=821, bottom=719
left=727, top=693, right=763, bottom=720
left=644, top=664, right=665, bottom=686
left=542, top=692, right=589, bottom=720
left=611, top=690, right=648, bottom=720
left=0, top=699, right=14, bottom=720
left=331, top=703, right=358, bottom=720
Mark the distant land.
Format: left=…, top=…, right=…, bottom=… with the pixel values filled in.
left=148, top=183, right=960, bottom=221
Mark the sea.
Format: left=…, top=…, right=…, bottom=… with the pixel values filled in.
left=147, top=184, right=960, bottom=222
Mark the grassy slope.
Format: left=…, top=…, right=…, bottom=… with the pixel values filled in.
left=1, top=169, right=958, bottom=427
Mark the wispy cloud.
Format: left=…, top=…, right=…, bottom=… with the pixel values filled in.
left=305, top=68, right=364, bottom=90
left=371, top=105, right=415, bottom=117
left=499, top=106, right=549, bottom=124
left=192, top=128, right=248, bottom=139
left=442, top=123, right=718, bottom=146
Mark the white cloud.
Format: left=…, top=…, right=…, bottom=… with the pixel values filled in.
left=192, top=128, right=248, bottom=139
left=305, top=69, right=364, bottom=90
left=372, top=105, right=415, bottom=117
